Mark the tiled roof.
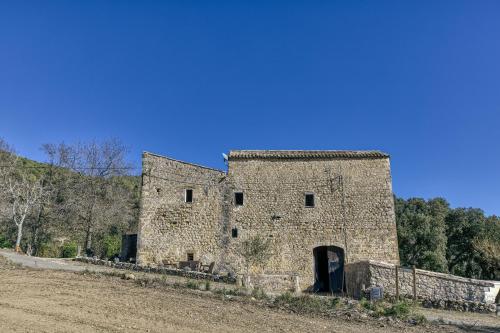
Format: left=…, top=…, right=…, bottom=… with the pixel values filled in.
left=228, top=150, right=389, bottom=160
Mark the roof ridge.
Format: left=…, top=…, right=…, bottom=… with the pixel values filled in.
left=228, top=150, right=389, bottom=160
left=143, top=151, right=226, bottom=173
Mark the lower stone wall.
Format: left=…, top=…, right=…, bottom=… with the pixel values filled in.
left=75, top=257, right=236, bottom=284
left=346, top=260, right=498, bottom=308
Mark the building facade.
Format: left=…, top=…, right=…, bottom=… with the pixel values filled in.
left=137, top=150, right=400, bottom=291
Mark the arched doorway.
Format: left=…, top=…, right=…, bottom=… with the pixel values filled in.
left=313, top=246, right=344, bottom=293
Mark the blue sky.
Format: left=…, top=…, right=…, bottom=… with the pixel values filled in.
left=0, top=1, right=499, bottom=215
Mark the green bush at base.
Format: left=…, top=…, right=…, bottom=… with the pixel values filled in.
left=0, top=234, right=13, bottom=248
left=61, top=241, right=78, bottom=258
left=103, top=235, right=121, bottom=259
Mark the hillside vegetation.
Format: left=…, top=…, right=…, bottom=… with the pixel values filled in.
left=0, top=138, right=498, bottom=280
left=0, top=139, right=140, bottom=258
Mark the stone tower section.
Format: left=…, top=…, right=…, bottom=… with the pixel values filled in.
left=136, top=152, right=226, bottom=266
left=225, top=150, right=400, bottom=289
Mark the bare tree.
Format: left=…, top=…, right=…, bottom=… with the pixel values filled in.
left=23, top=144, right=68, bottom=255
left=6, top=174, right=44, bottom=252
left=0, top=139, right=44, bottom=252
left=57, top=139, right=131, bottom=255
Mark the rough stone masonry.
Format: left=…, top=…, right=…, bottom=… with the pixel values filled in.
left=136, top=150, right=400, bottom=291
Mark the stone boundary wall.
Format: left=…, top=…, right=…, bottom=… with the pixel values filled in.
left=346, top=260, right=499, bottom=311
left=75, top=257, right=236, bottom=284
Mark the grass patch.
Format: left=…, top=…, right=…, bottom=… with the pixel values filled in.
left=329, top=297, right=341, bottom=309
left=413, top=313, right=428, bottom=325
left=251, top=288, right=269, bottom=300
left=186, top=280, right=200, bottom=290
left=213, top=287, right=248, bottom=297
left=273, top=292, right=340, bottom=314
left=384, top=300, right=412, bottom=319
left=359, top=298, right=419, bottom=321
left=359, top=297, right=385, bottom=317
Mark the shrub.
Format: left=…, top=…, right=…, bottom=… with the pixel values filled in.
left=413, top=314, right=428, bottom=325
left=274, top=293, right=330, bottom=313
left=0, top=234, right=12, bottom=248
left=251, top=287, right=269, bottom=300
left=61, top=241, right=78, bottom=258
left=39, top=242, right=61, bottom=258
left=275, top=292, right=294, bottom=303
left=204, top=280, right=211, bottom=291
left=186, top=280, right=200, bottom=290
left=360, top=297, right=373, bottom=310
left=239, top=235, right=272, bottom=272
left=103, top=235, right=121, bottom=259
left=330, top=297, right=341, bottom=309
left=384, top=300, right=412, bottom=318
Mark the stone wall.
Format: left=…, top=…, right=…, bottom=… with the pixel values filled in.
left=137, top=150, right=400, bottom=291
left=345, top=260, right=499, bottom=306
left=76, top=257, right=236, bottom=283
left=225, top=152, right=399, bottom=290
left=137, top=152, right=226, bottom=266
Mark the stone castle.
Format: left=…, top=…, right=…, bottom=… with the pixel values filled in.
left=137, top=150, right=400, bottom=292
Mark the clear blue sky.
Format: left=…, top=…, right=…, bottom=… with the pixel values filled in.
left=0, top=1, right=499, bottom=215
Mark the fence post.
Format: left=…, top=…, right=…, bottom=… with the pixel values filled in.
left=412, top=265, right=417, bottom=300
left=395, top=265, right=399, bottom=301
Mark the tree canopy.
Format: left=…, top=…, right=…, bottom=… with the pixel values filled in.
left=396, top=196, right=499, bottom=280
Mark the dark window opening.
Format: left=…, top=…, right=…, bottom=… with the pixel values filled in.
left=187, top=252, right=194, bottom=261
left=185, top=189, right=193, bottom=203
left=305, top=193, right=315, bottom=207
left=156, top=187, right=161, bottom=194
left=235, top=192, right=244, bottom=206
left=231, top=227, right=238, bottom=238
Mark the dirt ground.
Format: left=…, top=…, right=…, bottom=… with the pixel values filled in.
left=0, top=254, right=496, bottom=333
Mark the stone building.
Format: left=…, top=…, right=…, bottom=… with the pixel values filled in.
left=137, top=150, right=400, bottom=292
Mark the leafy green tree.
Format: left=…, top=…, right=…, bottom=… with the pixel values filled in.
left=445, top=208, right=500, bottom=279
left=445, top=208, right=484, bottom=278
left=395, top=197, right=448, bottom=272
left=476, top=215, right=500, bottom=279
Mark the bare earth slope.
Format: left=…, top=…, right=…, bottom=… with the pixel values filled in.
left=0, top=253, right=487, bottom=333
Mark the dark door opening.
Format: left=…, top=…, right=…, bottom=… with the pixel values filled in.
left=313, top=246, right=344, bottom=293
left=120, top=234, right=137, bottom=262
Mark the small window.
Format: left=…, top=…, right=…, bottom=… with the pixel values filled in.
left=305, top=193, right=315, bottom=207
left=234, top=192, right=244, bottom=206
left=185, top=189, right=193, bottom=203
left=231, top=227, right=238, bottom=238
left=187, top=252, right=194, bottom=261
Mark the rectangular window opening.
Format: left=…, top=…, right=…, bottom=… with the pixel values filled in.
left=305, top=193, right=315, bottom=207
left=185, top=189, right=193, bottom=203
left=234, top=192, right=244, bottom=206
left=187, top=252, right=194, bottom=261
left=231, top=227, right=238, bottom=238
